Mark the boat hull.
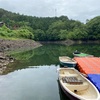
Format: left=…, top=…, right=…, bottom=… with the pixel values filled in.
left=60, top=61, right=76, bottom=67
left=59, top=56, right=77, bottom=67
left=73, top=53, right=93, bottom=57
left=59, top=80, right=80, bottom=100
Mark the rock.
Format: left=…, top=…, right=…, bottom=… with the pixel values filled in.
left=0, top=52, right=15, bottom=74
left=0, top=39, right=42, bottom=74
left=0, top=56, right=6, bottom=60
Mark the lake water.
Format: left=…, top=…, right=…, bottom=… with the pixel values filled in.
left=0, top=43, right=100, bottom=100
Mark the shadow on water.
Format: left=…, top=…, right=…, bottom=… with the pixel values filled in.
left=57, top=80, right=71, bottom=100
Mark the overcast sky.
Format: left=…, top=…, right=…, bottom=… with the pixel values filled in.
left=0, top=0, right=100, bottom=23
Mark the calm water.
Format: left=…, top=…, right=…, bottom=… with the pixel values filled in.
left=0, top=43, right=100, bottom=100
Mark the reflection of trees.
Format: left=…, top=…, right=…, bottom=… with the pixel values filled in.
left=11, top=43, right=100, bottom=65
left=5, top=43, right=100, bottom=74
left=11, top=50, right=35, bottom=60
left=71, top=44, right=100, bottom=57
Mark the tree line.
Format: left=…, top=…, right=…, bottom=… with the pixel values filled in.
left=0, top=8, right=100, bottom=41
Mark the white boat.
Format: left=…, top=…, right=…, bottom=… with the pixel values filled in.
left=58, top=68, right=100, bottom=100
left=59, top=56, right=77, bottom=67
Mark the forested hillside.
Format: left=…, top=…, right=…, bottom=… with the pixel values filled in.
left=0, top=8, right=100, bottom=41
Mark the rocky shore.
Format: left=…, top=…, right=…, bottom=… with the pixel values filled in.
left=0, top=39, right=42, bottom=51
left=0, top=52, right=15, bottom=74
left=0, top=39, right=42, bottom=74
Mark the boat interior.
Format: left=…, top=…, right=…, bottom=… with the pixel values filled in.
left=59, top=69, right=89, bottom=92
left=59, top=56, right=76, bottom=62
left=59, top=68, right=98, bottom=99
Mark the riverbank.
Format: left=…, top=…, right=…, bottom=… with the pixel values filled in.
left=0, top=39, right=42, bottom=52
left=40, top=39, right=100, bottom=45
left=0, top=38, right=42, bottom=74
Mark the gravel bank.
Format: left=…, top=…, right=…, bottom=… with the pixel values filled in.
left=0, top=39, right=42, bottom=74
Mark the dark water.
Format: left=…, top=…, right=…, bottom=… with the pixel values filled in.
left=0, top=43, right=100, bottom=100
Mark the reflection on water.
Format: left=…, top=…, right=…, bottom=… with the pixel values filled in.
left=0, top=43, right=100, bottom=100
left=0, top=65, right=61, bottom=100
left=4, top=43, right=100, bottom=74
left=58, top=80, right=70, bottom=100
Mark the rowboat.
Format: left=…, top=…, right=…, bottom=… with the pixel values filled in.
left=59, top=56, right=77, bottom=67
left=58, top=68, right=100, bottom=100
left=73, top=51, right=93, bottom=57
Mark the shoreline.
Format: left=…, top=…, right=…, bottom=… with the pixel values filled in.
left=40, top=40, right=100, bottom=45
left=0, top=39, right=42, bottom=74
left=0, top=39, right=42, bottom=52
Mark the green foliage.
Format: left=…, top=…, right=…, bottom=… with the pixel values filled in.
left=0, top=8, right=100, bottom=41
left=0, top=24, right=34, bottom=39
left=67, top=28, right=88, bottom=40
left=0, top=24, right=13, bottom=37
left=13, top=27, right=34, bottom=39
left=34, top=29, right=45, bottom=41
left=86, top=16, right=100, bottom=40
left=59, top=30, right=68, bottom=40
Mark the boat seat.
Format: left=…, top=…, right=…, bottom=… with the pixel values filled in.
left=66, top=82, right=89, bottom=92
left=62, top=77, right=83, bottom=84
left=64, top=72, right=78, bottom=77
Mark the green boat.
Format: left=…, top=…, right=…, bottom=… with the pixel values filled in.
left=73, top=52, right=93, bottom=57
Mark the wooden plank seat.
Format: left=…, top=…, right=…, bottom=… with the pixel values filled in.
left=62, top=77, right=83, bottom=84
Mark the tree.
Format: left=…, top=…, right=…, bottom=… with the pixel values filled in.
left=67, top=28, right=88, bottom=40
left=86, top=16, right=100, bottom=40
left=59, top=30, right=68, bottom=40
left=0, top=24, right=13, bottom=37
left=34, top=29, right=45, bottom=41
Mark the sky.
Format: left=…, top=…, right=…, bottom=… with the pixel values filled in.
left=0, top=0, right=100, bottom=23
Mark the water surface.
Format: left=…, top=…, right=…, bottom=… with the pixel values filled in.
left=0, top=65, right=65, bottom=100
left=0, top=43, right=100, bottom=100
